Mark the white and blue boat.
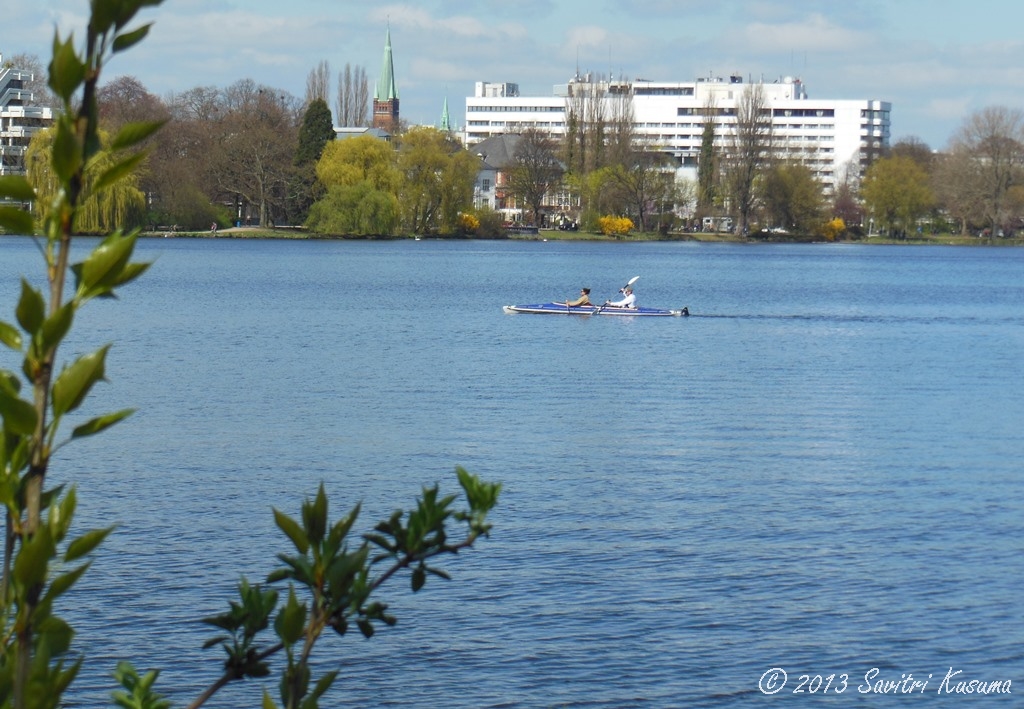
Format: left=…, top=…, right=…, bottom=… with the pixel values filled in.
left=503, top=303, right=688, bottom=317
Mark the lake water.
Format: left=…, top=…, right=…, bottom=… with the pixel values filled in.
left=1, top=237, right=1022, bottom=707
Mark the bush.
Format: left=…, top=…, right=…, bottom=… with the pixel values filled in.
left=598, top=215, right=634, bottom=236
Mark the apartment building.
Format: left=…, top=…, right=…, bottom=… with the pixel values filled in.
left=464, top=73, right=890, bottom=191
left=1, top=53, right=54, bottom=178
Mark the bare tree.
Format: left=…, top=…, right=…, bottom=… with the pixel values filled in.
left=336, top=63, right=369, bottom=127
left=721, top=82, right=773, bottom=234
left=932, top=146, right=987, bottom=235
left=949, top=106, right=1024, bottom=233
left=305, top=60, right=330, bottom=106
left=507, top=128, right=564, bottom=226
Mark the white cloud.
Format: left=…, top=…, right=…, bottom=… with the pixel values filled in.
left=738, top=12, right=871, bottom=53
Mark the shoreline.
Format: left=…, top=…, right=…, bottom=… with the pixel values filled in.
left=140, top=226, right=1024, bottom=247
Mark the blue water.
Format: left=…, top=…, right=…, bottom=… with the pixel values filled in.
left=1, top=237, right=1022, bottom=707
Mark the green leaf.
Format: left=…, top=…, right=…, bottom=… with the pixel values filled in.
left=0, top=175, right=35, bottom=201
left=39, top=301, right=76, bottom=355
left=0, top=206, right=35, bottom=236
left=71, top=408, right=135, bottom=438
left=302, top=484, right=328, bottom=545
left=0, top=320, right=22, bottom=350
left=43, top=562, right=90, bottom=605
left=52, top=344, right=110, bottom=417
left=78, top=232, right=136, bottom=294
left=13, top=526, right=55, bottom=588
left=110, top=119, right=167, bottom=151
left=411, top=565, right=425, bottom=592
left=273, top=509, right=309, bottom=554
left=15, top=279, right=45, bottom=335
left=65, top=526, right=114, bottom=562
left=274, top=587, right=306, bottom=646
left=262, top=690, right=280, bottom=709
left=0, top=387, right=38, bottom=435
left=47, top=35, right=86, bottom=103
left=356, top=619, right=375, bottom=639
left=112, top=24, right=152, bottom=53
left=93, top=151, right=148, bottom=193
left=51, top=117, right=83, bottom=182
left=308, top=671, right=338, bottom=701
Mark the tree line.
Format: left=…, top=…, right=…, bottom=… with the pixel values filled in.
left=9, top=53, right=1024, bottom=239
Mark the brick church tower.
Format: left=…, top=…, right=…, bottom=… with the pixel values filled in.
left=372, top=28, right=399, bottom=133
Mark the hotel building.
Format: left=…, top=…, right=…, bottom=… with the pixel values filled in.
left=464, top=73, right=891, bottom=192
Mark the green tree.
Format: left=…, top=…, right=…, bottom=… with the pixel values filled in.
left=308, top=134, right=401, bottom=235
left=861, top=155, right=935, bottom=236
left=316, top=134, right=399, bottom=191
left=290, top=98, right=335, bottom=224
left=396, top=127, right=472, bottom=234
left=760, top=162, right=825, bottom=234
left=696, top=95, right=718, bottom=221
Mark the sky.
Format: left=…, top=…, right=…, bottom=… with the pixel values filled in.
left=5, top=0, right=1024, bottom=149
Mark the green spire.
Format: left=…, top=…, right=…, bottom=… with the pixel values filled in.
left=375, top=27, right=398, bottom=101
left=440, top=96, right=451, bottom=132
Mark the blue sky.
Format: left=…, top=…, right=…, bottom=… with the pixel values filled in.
left=7, top=0, right=1024, bottom=148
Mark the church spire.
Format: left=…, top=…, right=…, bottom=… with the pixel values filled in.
left=440, top=95, right=451, bottom=132
left=374, top=27, right=398, bottom=101
left=372, top=26, right=400, bottom=132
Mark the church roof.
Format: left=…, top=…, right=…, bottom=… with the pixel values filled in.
left=374, top=28, right=399, bottom=101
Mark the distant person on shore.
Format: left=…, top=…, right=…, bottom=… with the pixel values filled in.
left=210, top=221, right=218, bottom=233
left=604, top=286, right=636, bottom=309
left=559, top=287, right=592, bottom=307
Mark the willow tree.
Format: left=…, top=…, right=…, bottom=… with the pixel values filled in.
left=25, top=127, right=147, bottom=233
left=861, top=155, right=934, bottom=236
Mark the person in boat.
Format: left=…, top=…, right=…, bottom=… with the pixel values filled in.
left=603, top=286, right=636, bottom=309
left=560, top=287, right=592, bottom=307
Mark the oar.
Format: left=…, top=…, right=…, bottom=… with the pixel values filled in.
left=595, top=276, right=639, bottom=315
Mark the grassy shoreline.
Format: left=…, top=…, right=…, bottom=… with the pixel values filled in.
left=140, top=225, right=1024, bottom=247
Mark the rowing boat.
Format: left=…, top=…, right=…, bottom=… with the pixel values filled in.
left=502, top=303, right=688, bottom=317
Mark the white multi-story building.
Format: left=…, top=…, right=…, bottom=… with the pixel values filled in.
left=1, top=53, right=54, bottom=178
left=464, top=73, right=890, bottom=191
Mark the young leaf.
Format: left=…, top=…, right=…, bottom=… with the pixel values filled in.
left=0, top=388, right=39, bottom=435
left=52, top=344, right=110, bottom=417
left=112, top=24, right=152, bottom=53
left=47, top=36, right=86, bottom=103
left=110, top=120, right=167, bottom=152
left=0, top=320, right=22, bottom=350
left=71, top=408, right=135, bottom=439
left=78, top=232, right=136, bottom=293
left=274, top=587, right=307, bottom=647
left=0, top=175, right=35, bottom=201
left=273, top=509, right=309, bottom=554
left=0, top=206, right=35, bottom=236
left=93, top=152, right=148, bottom=193
left=65, top=526, right=115, bottom=562
left=15, top=279, right=45, bottom=336
left=39, top=301, right=76, bottom=355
